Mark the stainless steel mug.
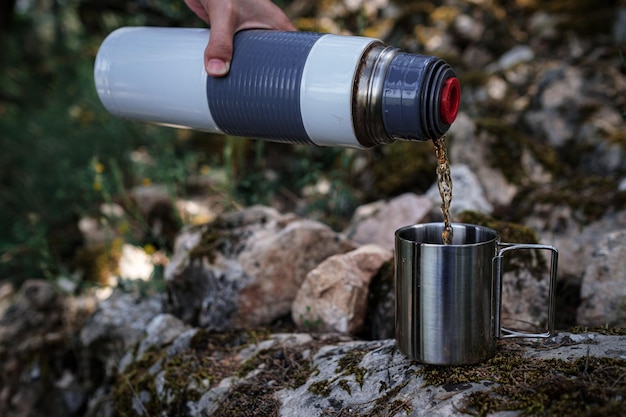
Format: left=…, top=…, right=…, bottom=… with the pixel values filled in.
left=395, top=223, right=558, bottom=365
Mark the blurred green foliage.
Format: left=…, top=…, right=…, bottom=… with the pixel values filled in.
left=0, top=0, right=202, bottom=281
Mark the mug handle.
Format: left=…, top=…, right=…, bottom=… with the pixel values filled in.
left=493, top=243, right=558, bottom=339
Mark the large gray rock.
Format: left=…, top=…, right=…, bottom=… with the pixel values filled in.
left=94, top=329, right=626, bottom=417
left=165, top=206, right=357, bottom=330
left=577, top=229, right=626, bottom=327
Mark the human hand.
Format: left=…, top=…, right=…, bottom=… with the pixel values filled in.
left=184, top=0, right=296, bottom=77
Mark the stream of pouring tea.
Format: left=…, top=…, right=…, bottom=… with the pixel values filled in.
left=433, top=135, right=453, bottom=244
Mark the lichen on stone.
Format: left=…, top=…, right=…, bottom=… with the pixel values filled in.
left=370, top=140, right=436, bottom=198
left=456, top=210, right=547, bottom=275
left=187, top=222, right=235, bottom=263
left=510, top=176, right=626, bottom=225
left=416, top=340, right=626, bottom=416
left=568, top=326, right=626, bottom=336
left=335, top=348, right=367, bottom=388
left=111, top=328, right=271, bottom=416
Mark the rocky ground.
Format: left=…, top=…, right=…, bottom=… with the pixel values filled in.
left=1, top=0, right=626, bottom=416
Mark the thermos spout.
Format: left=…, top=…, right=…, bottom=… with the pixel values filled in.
left=94, top=27, right=460, bottom=148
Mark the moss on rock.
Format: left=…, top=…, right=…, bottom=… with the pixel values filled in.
left=74, top=238, right=124, bottom=285
left=475, top=117, right=561, bottom=185
left=569, top=326, right=626, bottom=336
left=510, top=176, right=626, bottom=225
left=214, top=345, right=314, bottom=417
left=370, top=141, right=436, bottom=198
left=456, top=211, right=539, bottom=243
left=417, top=340, right=626, bottom=417
left=187, top=223, right=236, bottom=263
left=111, top=329, right=272, bottom=416
left=456, top=211, right=547, bottom=274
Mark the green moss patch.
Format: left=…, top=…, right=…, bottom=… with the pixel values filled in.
left=456, top=211, right=547, bottom=275
left=475, top=117, right=561, bottom=185
left=114, top=328, right=364, bottom=417
left=456, top=211, right=539, bottom=244
left=370, top=141, right=436, bottom=198
left=307, top=346, right=370, bottom=399
left=111, top=329, right=271, bottom=416
left=416, top=341, right=626, bottom=417
left=569, top=326, right=626, bottom=336
left=214, top=345, right=314, bottom=417
left=187, top=222, right=237, bottom=263
left=510, top=176, right=626, bottom=225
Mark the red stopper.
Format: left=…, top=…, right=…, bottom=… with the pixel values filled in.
left=440, top=77, right=460, bottom=125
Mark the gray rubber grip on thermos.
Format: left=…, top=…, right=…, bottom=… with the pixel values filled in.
left=206, top=30, right=323, bottom=144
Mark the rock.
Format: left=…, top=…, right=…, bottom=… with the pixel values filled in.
left=176, top=197, right=219, bottom=225
left=577, top=229, right=626, bottom=327
left=129, top=184, right=171, bottom=217
left=484, top=75, right=508, bottom=101
left=135, top=313, right=190, bottom=359
left=343, top=193, right=432, bottom=251
left=78, top=216, right=115, bottom=247
left=526, top=208, right=626, bottom=287
left=454, top=13, right=485, bottom=43
left=496, top=45, right=535, bottom=71
left=426, top=164, right=493, bottom=218
left=292, top=244, right=393, bottom=335
left=100, top=330, right=626, bottom=417
left=577, top=105, right=626, bottom=175
left=165, top=206, right=357, bottom=330
left=614, top=6, right=626, bottom=44
left=80, top=290, right=163, bottom=376
left=0, top=282, right=13, bottom=320
left=0, top=280, right=64, bottom=344
left=528, top=11, right=559, bottom=41
left=522, top=63, right=626, bottom=178
left=363, top=259, right=395, bottom=341
left=461, top=44, right=494, bottom=70
left=6, top=3, right=626, bottom=417
left=523, top=67, right=581, bottom=148
left=500, top=263, right=552, bottom=332
left=117, top=244, right=154, bottom=281
left=448, top=113, right=519, bottom=207
left=0, top=280, right=96, bottom=417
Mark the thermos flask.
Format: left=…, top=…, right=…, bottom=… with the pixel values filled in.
left=94, top=27, right=460, bottom=148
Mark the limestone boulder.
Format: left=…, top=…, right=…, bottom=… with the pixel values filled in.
left=577, top=229, right=626, bottom=327
left=343, top=193, right=432, bottom=251
left=292, top=244, right=393, bottom=335
left=89, top=329, right=626, bottom=417
left=164, top=205, right=357, bottom=330
left=426, top=164, right=493, bottom=218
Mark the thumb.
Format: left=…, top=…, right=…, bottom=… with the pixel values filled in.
left=204, top=22, right=234, bottom=77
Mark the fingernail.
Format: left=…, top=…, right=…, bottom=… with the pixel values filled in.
left=206, top=59, right=230, bottom=76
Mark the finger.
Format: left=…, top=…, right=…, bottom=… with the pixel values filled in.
left=236, top=0, right=296, bottom=32
left=183, top=0, right=210, bottom=24
left=204, top=21, right=234, bottom=77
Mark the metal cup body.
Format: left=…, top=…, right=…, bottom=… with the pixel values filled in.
left=395, top=223, right=498, bottom=365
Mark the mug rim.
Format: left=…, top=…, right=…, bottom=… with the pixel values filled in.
left=395, top=222, right=498, bottom=247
